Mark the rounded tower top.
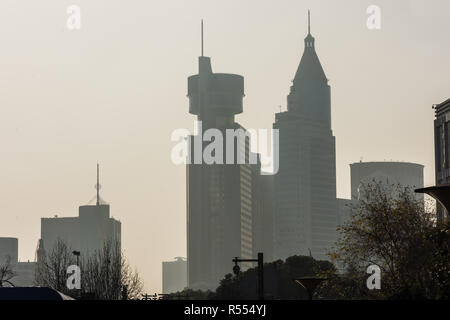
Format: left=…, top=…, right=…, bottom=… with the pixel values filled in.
left=188, top=57, right=244, bottom=117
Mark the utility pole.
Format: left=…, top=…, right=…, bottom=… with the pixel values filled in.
left=232, top=252, right=264, bottom=300
left=121, top=285, right=128, bottom=300
left=72, top=250, right=80, bottom=266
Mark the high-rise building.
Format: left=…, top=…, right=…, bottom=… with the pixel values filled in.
left=433, top=98, right=450, bottom=222
left=186, top=27, right=260, bottom=290
left=273, top=13, right=338, bottom=261
left=40, top=165, right=121, bottom=258
left=162, top=257, right=187, bottom=294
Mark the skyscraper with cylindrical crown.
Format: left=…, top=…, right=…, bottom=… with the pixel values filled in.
left=186, top=23, right=260, bottom=290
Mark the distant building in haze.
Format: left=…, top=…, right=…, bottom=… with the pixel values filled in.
left=0, top=237, right=36, bottom=287
left=0, top=237, right=18, bottom=264
left=162, top=257, right=187, bottom=294
left=273, top=13, right=338, bottom=261
left=350, top=161, right=424, bottom=201
left=338, top=161, right=424, bottom=224
left=186, top=25, right=260, bottom=290
left=40, top=165, right=121, bottom=259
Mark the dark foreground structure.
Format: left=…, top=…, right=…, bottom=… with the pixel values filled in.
left=416, top=184, right=450, bottom=220
left=0, top=287, right=74, bottom=300
left=415, top=98, right=450, bottom=222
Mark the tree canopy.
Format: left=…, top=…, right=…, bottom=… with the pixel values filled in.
left=327, top=181, right=449, bottom=299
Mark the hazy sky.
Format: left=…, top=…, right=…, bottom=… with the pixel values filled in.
left=0, top=0, right=449, bottom=293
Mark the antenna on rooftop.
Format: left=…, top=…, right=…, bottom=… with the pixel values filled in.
left=201, top=19, right=204, bottom=56
left=96, top=163, right=101, bottom=206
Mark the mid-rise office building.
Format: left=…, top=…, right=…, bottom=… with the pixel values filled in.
left=41, top=205, right=121, bottom=258
left=40, top=166, right=121, bottom=259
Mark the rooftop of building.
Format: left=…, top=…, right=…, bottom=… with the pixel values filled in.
left=350, top=161, right=424, bottom=168
left=434, top=98, right=450, bottom=116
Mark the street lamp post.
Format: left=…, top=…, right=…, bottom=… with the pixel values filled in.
left=72, top=250, right=80, bottom=266
left=232, top=252, right=264, bottom=300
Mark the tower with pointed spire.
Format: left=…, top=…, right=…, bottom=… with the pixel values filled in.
left=273, top=12, right=338, bottom=261
left=288, top=10, right=330, bottom=126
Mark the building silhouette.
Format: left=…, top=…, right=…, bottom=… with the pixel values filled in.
left=186, top=25, right=260, bottom=290
left=273, top=13, right=338, bottom=261
left=350, top=161, right=424, bottom=200
left=433, top=98, right=450, bottom=222
left=40, top=165, right=121, bottom=259
left=162, top=257, right=187, bottom=294
left=0, top=237, right=18, bottom=264
left=0, top=237, right=36, bottom=287
left=338, top=161, right=424, bottom=224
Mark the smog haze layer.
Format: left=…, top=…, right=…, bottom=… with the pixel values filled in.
left=0, top=0, right=449, bottom=293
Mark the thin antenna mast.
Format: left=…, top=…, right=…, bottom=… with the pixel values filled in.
left=308, top=10, right=311, bottom=34
left=96, top=163, right=100, bottom=206
left=201, top=19, right=204, bottom=56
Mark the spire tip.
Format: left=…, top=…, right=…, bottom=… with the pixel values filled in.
left=308, top=10, right=311, bottom=34
left=201, top=19, right=204, bottom=57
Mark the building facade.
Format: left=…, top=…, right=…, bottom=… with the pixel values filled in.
left=252, top=174, right=275, bottom=262
left=337, top=161, right=424, bottom=225
left=40, top=169, right=121, bottom=259
left=273, top=16, right=338, bottom=261
left=350, top=161, right=424, bottom=201
left=162, top=257, right=187, bottom=294
left=41, top=204, right=121, bottom=259
left=0, top=237, right=18, bottom=264
left=0, top=237, right=36, bottom=287
left=186, top=53, right=259, bottom=290
left=434, top=98, right=450, bottom=222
